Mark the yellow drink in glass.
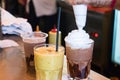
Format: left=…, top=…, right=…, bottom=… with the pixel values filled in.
left=34, top=44, right=64, bottom=80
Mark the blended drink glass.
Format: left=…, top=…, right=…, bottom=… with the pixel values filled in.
left=34, top=44, right=64, bottom=80
left=21, top=31, right=48, bottom=67
left=65, top=30, right=94, bottom=80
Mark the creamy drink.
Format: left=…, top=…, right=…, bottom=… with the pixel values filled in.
left=65, top=29, right=94, bottom=80
left=34, top=44, right=64, bottom=80
left=21, top=32, right=48, bottom=67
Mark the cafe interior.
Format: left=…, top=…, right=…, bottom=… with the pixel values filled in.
left=0, top=0, right=120, bottom=80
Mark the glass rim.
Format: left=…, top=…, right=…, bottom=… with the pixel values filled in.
left=21, top=31, right=48, bottom=39
left=34, top=44, right=65, bottom=52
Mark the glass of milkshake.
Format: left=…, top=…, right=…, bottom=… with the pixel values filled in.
left=21, top=31, right=48, bottom=68
left=34, top=44, right=64, bottom=80
left=65, top=29, right=94, bottom=80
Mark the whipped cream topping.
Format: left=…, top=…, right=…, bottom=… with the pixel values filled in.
left=65, top=29, right=93, bottom=49
left=73, top=4, right=87, bottom=29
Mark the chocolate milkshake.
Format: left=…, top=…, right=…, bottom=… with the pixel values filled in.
left=65, top=30, right=94, bottom=80
left=21, top=31, right=48, bottom=68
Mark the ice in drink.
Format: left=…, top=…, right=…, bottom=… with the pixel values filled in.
left=65, top=30, right=94, bottom=80
left=34, top=44, right=64, bottom=80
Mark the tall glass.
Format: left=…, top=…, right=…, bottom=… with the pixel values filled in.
left=65, top=41, right=94, bottom=80
left=21, top=31, right=48, bottom=67
left=34, top=44, right=64, bottom=80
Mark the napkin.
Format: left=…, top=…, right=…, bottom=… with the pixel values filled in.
left=0, top=39, right=19, bottom=48
left=1, top=7, right=33, bottom=36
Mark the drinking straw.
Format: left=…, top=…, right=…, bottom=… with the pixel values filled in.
left=56, top=7, right=61, bottom=52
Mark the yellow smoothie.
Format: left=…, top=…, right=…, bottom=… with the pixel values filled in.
left=34, top=44, right=64, bottom=80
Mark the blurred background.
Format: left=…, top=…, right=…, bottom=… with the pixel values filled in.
left=0, top=0, right=120, bottom=79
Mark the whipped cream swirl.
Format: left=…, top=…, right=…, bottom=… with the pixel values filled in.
left=65, top=29, right=93, bottom=49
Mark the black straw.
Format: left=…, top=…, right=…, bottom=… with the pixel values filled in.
left=56, top=7, right=61, bottom=52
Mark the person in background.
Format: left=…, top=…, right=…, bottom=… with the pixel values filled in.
left=26, top=0, right=57, bottom=33
left=5, top=0, right=19, bottom=16
left=1, top=0, right=26, bottom=17
left=66, top=0, right=120, bottom=10
left=18, top=0, right=27, bottom=17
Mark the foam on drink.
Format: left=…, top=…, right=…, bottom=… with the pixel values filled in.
left=65, top=29, right=93, bottom=49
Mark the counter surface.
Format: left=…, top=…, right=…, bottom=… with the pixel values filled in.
left=0, top=35, right=110, bottom=80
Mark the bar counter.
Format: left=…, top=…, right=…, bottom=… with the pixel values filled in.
left=0, top=35, right=110, bottom=80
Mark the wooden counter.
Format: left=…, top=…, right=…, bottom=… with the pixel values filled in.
left=0, top=35, right=110, bottom=80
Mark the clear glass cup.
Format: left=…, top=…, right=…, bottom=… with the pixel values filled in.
left=65, top=41, right=94, bottom=80
left=34, top=44, right=65, bottom=80
left=21, top=31, right=48, bottom=68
